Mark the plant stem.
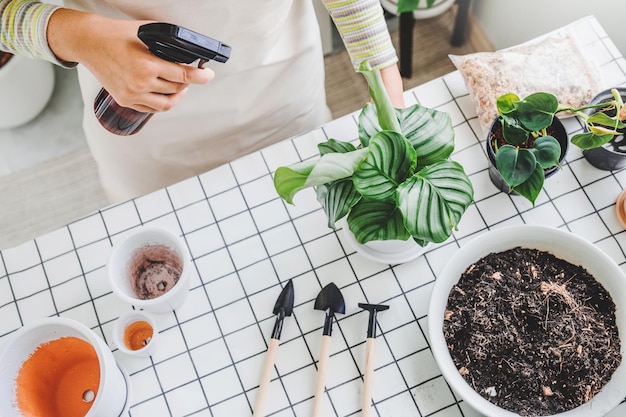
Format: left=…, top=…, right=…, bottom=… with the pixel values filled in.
left=358, top=62, right=402, bottom=133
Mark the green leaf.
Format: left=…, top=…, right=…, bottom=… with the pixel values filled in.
left=515, top=92, right=559, bottom=132
left=397, top=0, right=419, bottom=13
left=495, top=145, right=536, bottom=188
left=496, top=93, right=521, bottom=116
left=530, top=136, right=561, bottom=169
left=571, top=132, right=614, bottom=149
left=501, top=119, right=530, bottom=146
left=587, top=111, right=624, bottom=129
left=318, top=139, right=357, bottom=155
left=358, top=102, right=455, bottom=168
left=512, top=163, right=545, bottom=205
left=353, top=131, right=417, bottom=201
left=347, top=200, right=410, bottom=243
left=273, top=149, right=368, bottom=203
left=358, top=103, right=380, bottom=147
left=397, top=105, right=455, bottom=169
left=316, top=179, right=361, bottom=229
left=397, top=0, right=436, bottom=12
left=397, top=160, right=474, bottom=244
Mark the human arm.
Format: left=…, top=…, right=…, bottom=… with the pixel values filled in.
left=321, top=0, right=405, bottom=108
left=0, top=0, right=214, bottom=113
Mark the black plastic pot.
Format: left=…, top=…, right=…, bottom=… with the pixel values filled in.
left=581, top=88, right=626, bottom=171
left=486, top=117, right=569, bottom=194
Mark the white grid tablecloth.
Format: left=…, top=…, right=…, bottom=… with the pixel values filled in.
left=1, top=15, right=626, bottom=417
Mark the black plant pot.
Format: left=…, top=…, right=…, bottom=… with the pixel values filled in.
left=486, top=117, right=569, bottom=194
left=581, top=87, right=626, bottom=171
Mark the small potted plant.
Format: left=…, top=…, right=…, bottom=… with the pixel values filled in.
left=487, top=89, right=625, bottom=204
left=381, top=0, right=456, bottom=19
left=579, top=88, right=626, bottom=171
left=273, top=62, right=474, bottom=258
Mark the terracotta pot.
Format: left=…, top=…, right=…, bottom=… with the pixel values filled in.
left=0, top=317, right=129, bottom=417
left=0, top=52, right=55, bottom=129
left=486, top=117, right=569, bottom=194
left=581, top=88, right=626, bottom=171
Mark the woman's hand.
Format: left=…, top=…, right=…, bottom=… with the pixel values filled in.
left=380, top=64, right=405, bottom=109
left=47, top=9, right=214, bottom=113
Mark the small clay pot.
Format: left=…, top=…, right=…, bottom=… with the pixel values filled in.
left=581, top=88, right=626, bottom=171
left=486, top=117, right=569, bottom=194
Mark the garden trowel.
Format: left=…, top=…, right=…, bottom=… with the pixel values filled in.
left=252, top=279, right=294, bottom=417
left=311, top=282, right=345, bottom=417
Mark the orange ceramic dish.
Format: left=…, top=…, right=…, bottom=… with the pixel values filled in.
left=123, top=320, right=154, bottom=351
left=16, top=336, right=100, bottom=417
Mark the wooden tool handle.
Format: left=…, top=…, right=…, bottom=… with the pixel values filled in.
left=361, top=338, right=376, bottom=417
left=311, top=335, right=332, bottom=417
left=252, top=338, right=280, bottom=417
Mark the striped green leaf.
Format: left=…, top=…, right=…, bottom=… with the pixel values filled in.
left=358, top=103, right=454, bottom=170
left=316, top=179, right=361, bottom=229
left=397, top=160, right=474, bottom=243
left=353, top=131, right=416, bottom=201
left=347, top=199, right=411, bottom=243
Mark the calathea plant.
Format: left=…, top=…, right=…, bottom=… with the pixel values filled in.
left=493, top=89, right=625, bottom=204
left=273, top=62, right=474, bottom=246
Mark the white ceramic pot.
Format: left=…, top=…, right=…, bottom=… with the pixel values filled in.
left=340, top=219, right=430, bottom=264
left=0, top=53, right=55, bottom=129
left=428, top=225, right=626, bottom=417
left=0, top=317, right=129, bottom=417
left=380, top=0, right=456, bottom=19
left=108, top=226, right=192, bottom=313
left=112, top=310, right=159, bottom=358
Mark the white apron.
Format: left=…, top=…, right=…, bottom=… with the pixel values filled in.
left=65, top=0, right=331, bottom=202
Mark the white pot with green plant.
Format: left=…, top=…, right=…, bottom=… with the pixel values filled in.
left=380, top=0, right=456, bottom=19
left=488, top=89, right=626, bottom=205
left=273, top=62, right=474, bottom=263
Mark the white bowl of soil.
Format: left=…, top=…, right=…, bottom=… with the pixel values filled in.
left=428, top=225, right=626, bottom=417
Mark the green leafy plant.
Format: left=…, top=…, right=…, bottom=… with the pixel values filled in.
left=492, top=89, right=625, bottom=204
left=397, top=0, right=439, bottom=13
left=273, top=62, right=474, bottom=246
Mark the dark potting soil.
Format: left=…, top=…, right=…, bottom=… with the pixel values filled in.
left=443, top=247, right=621, bottom=416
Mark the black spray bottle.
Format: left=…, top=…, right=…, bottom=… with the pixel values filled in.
left=94, top=22, right=231, bottom=136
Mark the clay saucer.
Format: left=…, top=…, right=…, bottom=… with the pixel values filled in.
left=616, top=189, right=626, bottom=229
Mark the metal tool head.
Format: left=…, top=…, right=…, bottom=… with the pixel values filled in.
left=358, top=302, right=390, bottom=339
left=314, top=283, right=346, bottom=337
left=273, top=279, right=294, bottom=317
left=314, top=282, right=345, bottom=315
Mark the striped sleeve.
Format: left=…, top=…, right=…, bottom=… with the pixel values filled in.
left=321, top=0, right=397, bottom=71
left=0, top=0, right=71, bottom=66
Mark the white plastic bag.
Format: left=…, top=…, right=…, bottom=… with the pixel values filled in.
left=450, top=26, right=602, bottom=133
